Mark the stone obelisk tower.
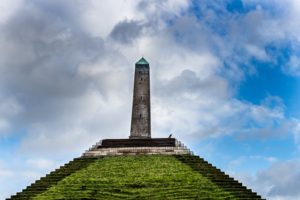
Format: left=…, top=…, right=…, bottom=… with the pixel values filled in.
left=130, top=57, right=151, bottom=139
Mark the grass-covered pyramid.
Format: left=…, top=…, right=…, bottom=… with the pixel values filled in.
left=8, top=59, right=264, bottom=199
left=8, top=139, right=263, bottom=200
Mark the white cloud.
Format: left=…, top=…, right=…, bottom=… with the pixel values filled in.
left=0, top=157, right=65, bottom=200
left=153, top=93, right=293, bottom=142
left=284, top=0, right=300, bottom=42
left=26, top=158, right=55, bottom=170
left=1, top=1, right=300, bottom=199
left=0, top=0, right=23, bottom=24
left=0, top=166, right=15, bottom=200
left=291, top=119, right=300, bottom=148
left=0, top=162, right=14, bottom=178
left=283, top=55, right=300, bottom=76
left=235, top=160, right=300, bottom=200
left=19, top=89, right=132, bottom=155
left=245, top=44, right=269, bottom=61
left=0, top=0, right=295, bottom=155
left=0, top=97, right=22, bottom=134
left=79, top=0, right=142, bottom=37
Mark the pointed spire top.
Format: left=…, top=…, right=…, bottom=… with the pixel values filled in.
left=136, top=57, right=149, bottom=65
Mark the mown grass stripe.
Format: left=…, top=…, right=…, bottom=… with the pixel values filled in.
left=32, top=155, right=237, bottom=199
left=8, top=155, right=262, bottom=200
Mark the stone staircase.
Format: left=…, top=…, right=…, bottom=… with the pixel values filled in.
left=82, top=138, right=193, bottom=156
left=174, top=155, right=264, bottom=200
left=7, top=154, right=264, bottom=200
left=7, top=157, right=97, bottom=200
left=7, top=138, right=264, bottom=200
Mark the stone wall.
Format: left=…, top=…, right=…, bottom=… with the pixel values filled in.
left=82, top=138, right=193, bottom=156
left=82, top=146, right=192, bottom=156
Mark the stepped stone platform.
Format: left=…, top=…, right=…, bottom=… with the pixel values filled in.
left=100, top=138, right=176, bottom=148
left=7, top=155, right=265, bottom=200
left=7, top=58, right=265, bottom=199
left=82, top=138, right=193, bottom=156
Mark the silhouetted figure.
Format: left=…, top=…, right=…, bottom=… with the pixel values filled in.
left=168, top=134, right=172, bottom=138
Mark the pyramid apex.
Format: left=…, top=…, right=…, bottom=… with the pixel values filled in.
left=136, top=57, right=149, bottom=65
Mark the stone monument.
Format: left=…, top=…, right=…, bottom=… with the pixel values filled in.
left=7, top=58, right=263, bottom=200
left=130, top=57, right=151, bottom=139
left=81, top=57, right=192, bottom=156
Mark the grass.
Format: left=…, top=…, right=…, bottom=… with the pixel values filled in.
left=33, top=155, right=237, bottom=200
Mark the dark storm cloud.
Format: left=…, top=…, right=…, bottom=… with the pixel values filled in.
left=0, top=0, right=114, bottom=129
left=110, top=20, right=144, bottom=44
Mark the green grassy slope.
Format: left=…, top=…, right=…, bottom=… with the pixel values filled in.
left=7, top=157, right=97, bottom=200
left=8, top=155, right=263, bottom=200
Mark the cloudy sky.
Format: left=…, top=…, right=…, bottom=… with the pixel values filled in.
left=1, top=0, right=300, bottom=199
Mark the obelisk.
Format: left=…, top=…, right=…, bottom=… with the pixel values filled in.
left=130, top=57, right=151, bottom=139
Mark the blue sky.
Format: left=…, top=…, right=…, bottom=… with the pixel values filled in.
left=0, top=0, right=300, bottom=199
